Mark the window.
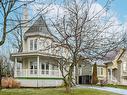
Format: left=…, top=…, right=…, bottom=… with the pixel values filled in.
left=41, top=64, right=45, bottom=70
left=29, top=39, right=38, bottom=51
left=123, top=63, right=127, bottom=71
left=46, top=63, right=49, bottom=70
left=34, top=39, right=37, bottom=50
left=46, top=63, right=49, bottom=74
left=30, top=61, right=37, bottom=74
left=40, top=63, right=49, bottom=74
left=52, top=65, right=58, bottom=70
left=97, top=67, right=103, bottom=75
left=41, top=63, right=45, bottom=74
left=30, top=40, right=33, bottom=50
left=101, top=68, right=103, bottom=75
left=108, top=69, right=111, bottom=75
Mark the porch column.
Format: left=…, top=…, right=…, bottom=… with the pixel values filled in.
left=14, top=57, right=17, bottom=77
left=110, top=69, right=112, bottom=82
left=49, top=64, right=51, bottom=76
left=37, top=56, right=40, bottom=76
left=107, top=69, right=109, bottom=82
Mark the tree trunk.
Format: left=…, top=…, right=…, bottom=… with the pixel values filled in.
left=65, top=83, right=71, bottom=93
left=75, top=64, right=79, bottom=85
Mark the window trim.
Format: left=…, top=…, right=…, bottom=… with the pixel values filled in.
left=29, top=39, right=38, bottom=51
left=97, top=67, right=103, bottom=76
left=123, top=63, right=127, bottom=71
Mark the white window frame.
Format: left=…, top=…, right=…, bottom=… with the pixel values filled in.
left=30, top=61, right=37, bottom=74
left=40, top=62, right=50, bottom=75
left=29, top=39, right=38, bottom=51
left=97, top=67, right=103, bottom=76
left=34, top=39, right=37, bottom=50
left=123, top=62, right=127, bottom=71
left=30, top=39, right=33, bottom=50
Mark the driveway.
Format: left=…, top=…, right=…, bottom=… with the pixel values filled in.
left=76, top=85, right=127, bottom=95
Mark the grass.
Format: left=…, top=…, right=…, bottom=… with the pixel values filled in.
left=100, top=84, right=127, bottom=90
left=81, top=84, right=127, bottom=90
left=0, top=88, right=120, bottom=95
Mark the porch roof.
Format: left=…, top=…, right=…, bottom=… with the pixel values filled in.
left=11, top=51, right=61, bottom=60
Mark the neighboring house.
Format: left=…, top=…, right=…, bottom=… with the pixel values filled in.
left=11, top=16, right=69, bottom=87
left=78, top=61, right=92, bottom=84
left=78, top=60, right=107, bottom=84
left=105, top=49, right=127, bottom=85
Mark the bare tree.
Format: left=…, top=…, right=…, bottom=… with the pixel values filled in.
left=0, top=0, right=31, bottom=89
left=9, top=16, right=23, bottom=52
left=47, top=0, right=123, bottom=93
left=0, top=0, right=31, bottom=46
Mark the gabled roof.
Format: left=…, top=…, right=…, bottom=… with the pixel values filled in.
left=110, top=48, right=125, bottom=69
left=25, top=16, right=51, bottom=37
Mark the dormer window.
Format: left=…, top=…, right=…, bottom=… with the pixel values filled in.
left=30, top=39, right=38, bottom=51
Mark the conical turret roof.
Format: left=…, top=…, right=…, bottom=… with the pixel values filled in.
left=25, top=16, right=51, bottom=37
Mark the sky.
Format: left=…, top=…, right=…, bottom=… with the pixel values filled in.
left=98, top=0, right=127, bottom=23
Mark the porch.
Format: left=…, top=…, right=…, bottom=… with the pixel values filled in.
left=12, top=53, right=63, bottom=78
left=107, top=68, right=118, bottom=84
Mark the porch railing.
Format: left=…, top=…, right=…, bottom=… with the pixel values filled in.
left=15, top=69, right=62, bottom=78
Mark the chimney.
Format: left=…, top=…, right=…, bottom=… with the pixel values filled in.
left=22, top=3, right=29, bottom=33
left=22, top=3, right=29, bottom=52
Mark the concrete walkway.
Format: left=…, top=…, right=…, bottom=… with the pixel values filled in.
left=76, top=85, right=127, bottom=95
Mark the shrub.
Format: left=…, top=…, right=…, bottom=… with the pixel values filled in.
left=1, top=77, right=20, bottom=88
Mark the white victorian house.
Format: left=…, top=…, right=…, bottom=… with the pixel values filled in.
left=11, top=16, right=69, bottom=87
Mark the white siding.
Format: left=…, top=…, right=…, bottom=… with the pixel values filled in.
left=17, top=79, right=63, bottom=87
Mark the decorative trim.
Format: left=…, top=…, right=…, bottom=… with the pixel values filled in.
left=15, top=77, right=63, bottom=80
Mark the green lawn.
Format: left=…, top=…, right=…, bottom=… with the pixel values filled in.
left=82, top=84, right=127, bottom=90
left=101, top=84, right=127, bottom=90
left=0, top=88, right=119, bottom=95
